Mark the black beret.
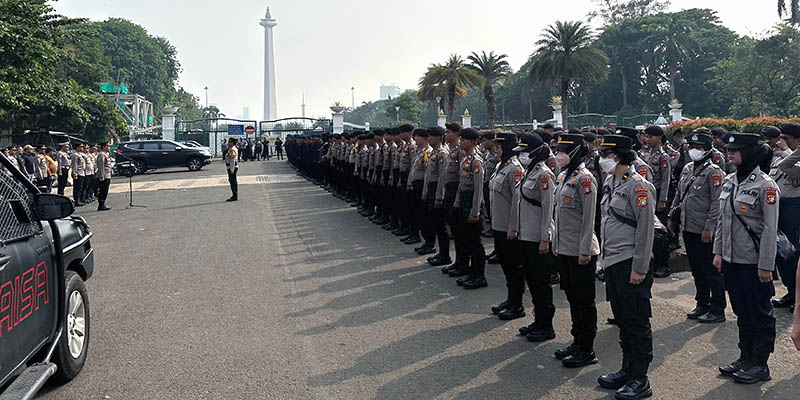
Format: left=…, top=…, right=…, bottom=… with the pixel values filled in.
left=615, top=127, right=638, bottom=139
left=445, top=122, right=462, bottom=132
left=780, top=122, right=800, bottom=138
left=672, top=128, right=685, bottom=137
left=596, top=128, right=611, bottom=136
left=687, top=132, right=713, bottom=147
left=583, top=131, right=597, bottom=142
left=535, top=129, right=553, bottom=143
left=598, top=134, right=632, bottom=152
left=365, top=133, right=375, bottom=140
left=762, top=125, right=780, bottom=138
left=398, top=124, right=414, bottom=133
left=542, top=123, right=554, bottom=130
left=481, top=131, right=496, bottom=140
left=413, top=128, right=428, bottom=137
left=726, top=132, right=761, bottom=150
left=556, top=133, right=585, bottom=147
left=513, top=132, right=545, bottom=152
left=460, top=127, right=480, bottom=140
left=374, top=129, right=385, bottom=136
left=427, top=126, right=445, bottom=137
left=644, top=125, right=664, bottom=136
left=567, top=128, right=582, bottom=134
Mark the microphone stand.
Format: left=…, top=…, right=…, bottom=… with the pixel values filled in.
left=114, top=152, right=146, bottom=208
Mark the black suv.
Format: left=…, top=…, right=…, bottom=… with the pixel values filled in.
left=115, top=140, right=212, bottom=174
left=0, top=154, right=95, bottom=399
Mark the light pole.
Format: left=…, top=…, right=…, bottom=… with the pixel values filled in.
left=435, top=96, right=442, bottom=114
left=351, top=87, right=355, bottom=109
left=204, top=86, right=209, bottom=108
left=395, top=106, right=400, bottom=122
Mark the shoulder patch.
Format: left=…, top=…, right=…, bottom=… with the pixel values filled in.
left=661, top=157, right=668, bottom=169
left=765, top=186, right=777, bottom=205
left=637, top=166, right=648, bottom=180
left=711, top=173, right=722, bottom=187
left=713, top=153, right=721, bottom=163
left=636, top=187, right=649, bottom=208
left=472, top=159, right=482, bottom=173
left=540, top=175, right=550, bottom=190
left=513, top=169, right=523, bottom=184
left=580, top=177, right=593, bottom=194
left=438, top=152, right=445, bottom=163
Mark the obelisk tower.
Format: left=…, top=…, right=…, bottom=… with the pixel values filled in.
left=260, top=6, right=277, bottom=120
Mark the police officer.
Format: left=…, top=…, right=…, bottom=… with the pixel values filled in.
left=419, top=126, right=448, bottom=256
left=482, top=132, right=500, bottom=242
left=713, top=133, right=778, bottom=384
left=434, top=122, right=462, bottom=269
left=396, top=124, right=416, bottom=238
left=667, top=131, right=727, bottom=323
left=509, top=132, right=557, bottom=341
left=711, top=127, right=733, bottom=173
left=56, top=143, right=71, bottom=195
left=71, top=143, right=86, bottom=206
left=404, top=128, right=428, bottom=245
left=552, top=131, right=601, bottom=368
left=96, top=142, right=113, bottom=211
left=225, top=137, right=239, bottom=201
left=487, top=131, right=525, bottom=319
left=643, top=126, right=672, bottom=278
left=595, top=134, right=656, bottom=400
left=772, top=122, right=800, bottom=313
left=453, top=127, right=487, bottom=289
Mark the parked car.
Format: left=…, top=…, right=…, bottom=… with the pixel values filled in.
left=0, top=153, right=95, bottom=399
left=179, top=140, right=212, bottom=154
left=114, top=140, right=212, bottom=174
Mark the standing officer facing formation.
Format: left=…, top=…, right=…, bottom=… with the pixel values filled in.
left=96, top=142, right=113, bottom=211
left=225, top=137, right=239, bottom=202
left=596, top=134, right=656, bottom=400
left=713, top=133, right=778, bottom=384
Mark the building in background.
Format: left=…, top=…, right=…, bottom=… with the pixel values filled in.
left=380, top=84, right=401, bottom=100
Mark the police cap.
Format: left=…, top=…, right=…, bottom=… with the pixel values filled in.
left=398, top=124, right=414, bottom=133
left=687, top=132, right=713, bottom=147
left=780, top=122, right=800, bottom=138
left=413, top=128, right=428, bottom=137
left=512, top=132, right=544, bottom=152
left=726, top=132, right=761, bottom=150
left=459, top=127, right=480, bottom=140
left=445, top=122, right=462, bottom=133
left=598, top=134, right=632, bottom=152
left=427, top=126, right=445, bottom=137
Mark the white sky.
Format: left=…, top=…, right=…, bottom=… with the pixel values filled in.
left=52, top=0, right=780, bottom=120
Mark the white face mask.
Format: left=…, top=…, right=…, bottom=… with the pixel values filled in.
left=688, top=148, right=706, bottom=162
left=518, top=152, right=531, bottom=166
left=599, top=156, right=618, bottom=174
left=555, top=151, right=570, bottom=168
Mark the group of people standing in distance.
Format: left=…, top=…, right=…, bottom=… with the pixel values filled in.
left=1, top=141, right=113, bottom=211
left=226, top=137, right=284, bottom=162
left=284, top=121, right=800, bottom=400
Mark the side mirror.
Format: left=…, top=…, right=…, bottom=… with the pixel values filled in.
left=175, top=147, right=182, bottom=151
left=34, top=193, right=74, bottom=220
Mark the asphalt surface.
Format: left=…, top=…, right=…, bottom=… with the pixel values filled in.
left=39, top=159, right=800, bottom=399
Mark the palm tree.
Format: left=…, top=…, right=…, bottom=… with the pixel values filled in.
left=529, top=21, right=608, bottom=129
left=418, top=54, right=483, bottom=119
left=642, top=14, right=699, bottom=101
left=779, top=0, right=800, bottom=24
left=202, top=105, right=224, bottom=119
left=467, top=51, right=512, bottom=128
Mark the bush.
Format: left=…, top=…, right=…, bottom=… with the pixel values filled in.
left=665, top=116, right=800, bottom=138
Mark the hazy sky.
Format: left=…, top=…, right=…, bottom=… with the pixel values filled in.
left=52, top=0, right=780, bottom=121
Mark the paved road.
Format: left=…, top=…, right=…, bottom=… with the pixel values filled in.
left=40, top=160, right=800, bottom=399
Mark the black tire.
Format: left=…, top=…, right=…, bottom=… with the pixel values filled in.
left=187, top=157, right=203, bottom=171
left=132, top=160, right=146, bottom=175
left=52, top=271, right=90, bottom=384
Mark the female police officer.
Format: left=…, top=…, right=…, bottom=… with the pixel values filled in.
left=508, top=132, right=557, bottom=342
left=713, top=132, right=779, bottom=384
left=596, top=134, right=656, bottom=400
left=552, top=131, right=601, bottom=368
left=487, top=132, right=525, bottom=319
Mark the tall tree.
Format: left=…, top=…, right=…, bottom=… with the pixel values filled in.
left=778, top=0, right=800, bottom=24
left=642, top=13, right=700, bottom=101
left=418, top=54, right=483, bottom=119
left=588, top=0, right=671, bottom=24
left=467, top=51, right=512, bottom=128
left=529, top=21, right=608, bottom=128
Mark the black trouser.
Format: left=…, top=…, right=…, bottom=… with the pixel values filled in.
left=228, top=167, right=238, bottom=197
left=57, top=169, right=69, bottom=195
left=653, top=189, right=670, bottom=268
left=558, top=254, right=598, bottom=351
left=73, top=176, right=84, bottom=204
left=399, top=172, right=410, bottom=228
left=683, top=231, right=726, bottom=313
left=98, top=178, right=111, bottom=205
left=494, top=230, right=524, bottom=306
left=410, top=180, right=425, bottom=239
left=391, top=170, right=401, bottom=226
left=777, top=198, right=800, bottom=294
left=459, top=191, right=485, bottom=275
left=444, top=183, right=461, bottom=264
left=521, top=240, right=555, bottom=329
left=606, top=259, right=654, bottom=379
left=428, top=184, right=449, bottom=257
left=277, top=149, right=283, bottom=160
left=722, top=261, right=776, bottom=366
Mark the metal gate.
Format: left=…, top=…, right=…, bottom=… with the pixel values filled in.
left=176, top=118, right=259, bottom=158
left=258, top=117, right=331, bottom=139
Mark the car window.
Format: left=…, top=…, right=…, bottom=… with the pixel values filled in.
left=160, top=142, right=177, bottom=151
left=0, top=166, right=43, bottom=242
left=141, top=142, right=159, bottom=150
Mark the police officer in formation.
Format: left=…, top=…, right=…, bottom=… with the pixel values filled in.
left=668, top=130, right=727, bottom=323
left=770, top=123, right=800, bottom=314
left=285, top=122, right=797, bottom=397
left=713, top=132, right=779, bottom=384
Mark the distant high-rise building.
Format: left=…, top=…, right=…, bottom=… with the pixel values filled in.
left=380, top=84, right=401, bottom=100
left=242, top=107, right=250, bottom=119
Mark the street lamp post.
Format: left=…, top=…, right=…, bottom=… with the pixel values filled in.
left=395, top=106, right=400, bottom=122
left=351, top=87, right=355, bottom=109
left=204, top=86, right=209, bottom=108
left=435, top=96, right=442, bottom=114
